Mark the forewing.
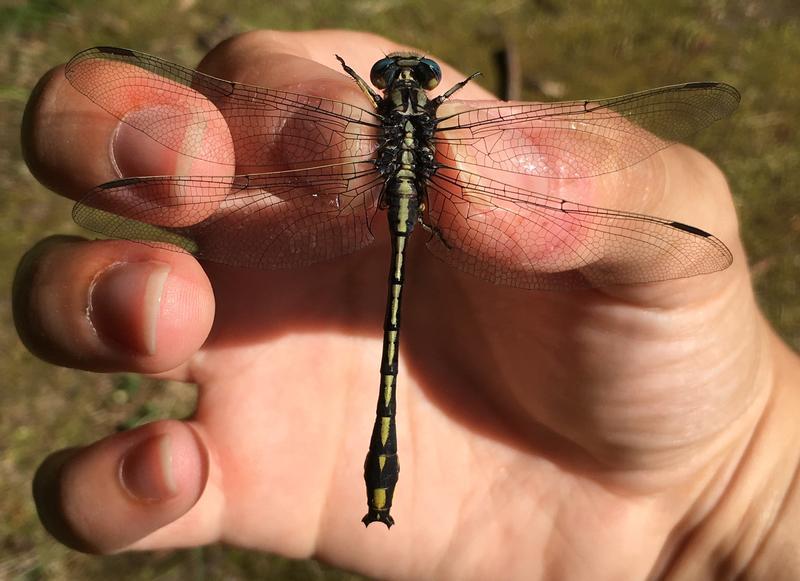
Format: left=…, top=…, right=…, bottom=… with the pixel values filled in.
left=73, top=162, right=382, bottom=269
left=425, top=168, right=732, bottom=290
left=435, top=82, right=740, bottom=178
left=65, top=46, right=380, bottom=172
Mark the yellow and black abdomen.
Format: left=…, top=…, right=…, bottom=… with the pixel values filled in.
left=362, top=171, right=418, bottom=527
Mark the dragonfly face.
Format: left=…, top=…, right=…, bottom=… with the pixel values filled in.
left=369, top=53, right=443, bottom=90
left=63, top=46, right=739, bottom=528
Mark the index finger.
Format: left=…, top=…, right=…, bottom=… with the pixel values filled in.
left=25, top=30, right=483, bottom=203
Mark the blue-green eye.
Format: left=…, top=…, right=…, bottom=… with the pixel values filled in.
left=370, top=57, right=396, bottom=89
left=416, top=58, right=442, bottom=89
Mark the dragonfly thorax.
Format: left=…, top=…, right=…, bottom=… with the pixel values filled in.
left=375, top=95, right=438, bottom=200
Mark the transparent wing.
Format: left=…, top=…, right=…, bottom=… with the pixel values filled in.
left=425, top=167, right=732, bottom=290
left=65, top=46, right=380, bottom=172
left=435, top=82, right=740, bottom=178
left=73, top=161, right=382, bottom=269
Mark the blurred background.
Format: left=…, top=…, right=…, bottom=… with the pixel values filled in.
left=1, top=0, right=797, bottom=578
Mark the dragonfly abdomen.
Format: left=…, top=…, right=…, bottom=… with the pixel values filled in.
left=362, top=112, right=423, bottom=528
left=362, top=194, right=415, bottom=528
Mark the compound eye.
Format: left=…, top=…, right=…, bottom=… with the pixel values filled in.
left=370, top=57, right=395, bottom=89
left=417, top=58, right=442, bottom=89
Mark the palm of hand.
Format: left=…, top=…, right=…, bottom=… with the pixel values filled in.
left=175, top=231, right=758, bottom=577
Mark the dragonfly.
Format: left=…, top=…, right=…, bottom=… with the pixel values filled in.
left=64, top=46, right=739, bottom=528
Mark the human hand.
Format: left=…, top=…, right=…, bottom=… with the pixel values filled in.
left=16, top=30, right=800, bottom=579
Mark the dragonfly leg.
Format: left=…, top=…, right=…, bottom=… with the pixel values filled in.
left=419, top=215, right=453, bottom=250
left=336, top=55, right=381, bottom=108
left=376, top=186, right=390, bottom=210
left=432, top=71, right=482, bottom=106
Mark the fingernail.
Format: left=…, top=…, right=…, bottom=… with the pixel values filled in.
left=111, top=110, right=169, bottom=178
left=111, top=107, right=208, bottom=177
left=90, top=261, right=171, bottom=355
left=120, top=434, right=178, bottom=502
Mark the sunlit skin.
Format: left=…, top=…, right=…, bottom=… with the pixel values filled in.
left=15, top=30, right=800, bottom=580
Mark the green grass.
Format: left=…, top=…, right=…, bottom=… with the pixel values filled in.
left=1, top=0, right=798, bottom=578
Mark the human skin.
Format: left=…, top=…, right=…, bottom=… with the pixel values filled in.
left=14, top=29, right=800, bottom=580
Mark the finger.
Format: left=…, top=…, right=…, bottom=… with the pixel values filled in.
left=33, top=420, right=212, bottom=553
left=197, top=29, right=495, bottom=101
left=13, top=236, right=214, bottom=375
left=23, top=30, right=488, bottom=219
left=22, top=30, right=442, bottom=202
left=21, top=58, right=235, bottom=201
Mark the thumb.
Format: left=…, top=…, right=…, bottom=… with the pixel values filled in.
left=33, top=420, right=212, bottom=553
left=431, top=84, right=741, bottom=304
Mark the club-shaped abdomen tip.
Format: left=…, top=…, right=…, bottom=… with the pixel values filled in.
left=363, top=510, right=395, bottom=528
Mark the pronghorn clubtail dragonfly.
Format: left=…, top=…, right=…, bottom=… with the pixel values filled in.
left=64, top=46, right=739, bottom=527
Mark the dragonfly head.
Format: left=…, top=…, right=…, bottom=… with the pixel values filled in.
left=370, top=53, right=442, bottom=91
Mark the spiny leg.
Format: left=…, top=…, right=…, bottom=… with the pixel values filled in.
left=418, top=209, right=453, bottom=250
left=336, top=54, right=381, bottom=108
left=420, top=221, right=453, bottom=250
left=432, top=71, right=482, bottom=106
